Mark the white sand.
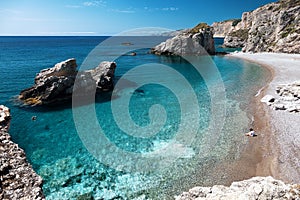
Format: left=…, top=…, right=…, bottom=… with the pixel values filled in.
left=229, top=52, right=300, bottom=184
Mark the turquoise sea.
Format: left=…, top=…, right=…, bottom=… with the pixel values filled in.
left=0, top=36, right=270, bottom=199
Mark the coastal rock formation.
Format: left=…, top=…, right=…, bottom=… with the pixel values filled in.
left=0, top=105, right=45, bottom=199
left=261, top=81, right=300, bottom=112
left=221, top=0, right=300, bottom=53
left=151, top=23, right=215, bottom=55
left=19, top=59, right=116, bottom=106
left=175, top=176, right=300, bottom=200
left=211, top=19, right=242, bottom=38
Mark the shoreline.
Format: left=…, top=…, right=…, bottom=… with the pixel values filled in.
left=228, top=52, right=300, bottom=184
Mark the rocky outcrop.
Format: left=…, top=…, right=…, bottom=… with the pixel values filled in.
left=151, top=23, right=215, bottom=55
left=0, top=105, right=45, bottom=199
left=175, top=176, right=300, bottom=200
left=212, top=19, right=242, bottom=38
left=222, top=0, right=300, bottom=53
left=261, top=81, right=300, bottom=112
left=19, top=59, right=116, bottom=106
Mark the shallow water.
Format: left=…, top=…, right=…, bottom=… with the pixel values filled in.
left=0, top=36, right=270, bottom=199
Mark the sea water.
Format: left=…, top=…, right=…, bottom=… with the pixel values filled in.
left=0, top=36, right=270, bottom=199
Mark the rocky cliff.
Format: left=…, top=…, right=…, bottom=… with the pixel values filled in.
left=0, top=105, right=45, bottom=199
left=222, top=0, right=300, bottom=53
left=175, top=176, right=300, bottom=200
left=151, top=23, right=215, bottom=55
left=211, top=19, right=242, bottom=38
left=19, top=59, right=116, bottom=106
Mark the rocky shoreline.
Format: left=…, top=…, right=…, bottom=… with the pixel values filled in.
left=212, top=0, right=300, bottom=53
left=0, top=105, right=45, bottom=199
left=175, top=176, right=300, bottom=200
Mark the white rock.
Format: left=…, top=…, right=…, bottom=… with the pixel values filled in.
left=261, top=95, right=275, bottom=103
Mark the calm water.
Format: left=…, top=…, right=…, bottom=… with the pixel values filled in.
left=0, top=36, right=270, bottom=199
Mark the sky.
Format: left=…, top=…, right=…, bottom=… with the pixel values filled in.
left=0, top=0, right=278, bottom=36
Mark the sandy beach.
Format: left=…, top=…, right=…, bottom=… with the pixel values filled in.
left=229, top=52, right=300, bottom=184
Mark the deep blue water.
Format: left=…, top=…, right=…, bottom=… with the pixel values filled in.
left=0, top=36, right=270, bottom=199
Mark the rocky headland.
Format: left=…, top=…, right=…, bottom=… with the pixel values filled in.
left=0, top=105, right=45, bottom=199
left=214, top=0, right=300, bottom=53
left=19, top=58, right=116, bottom=106
left=151, top=23, right=215, bottom=55
left=175, top=176, right=300, bottom=200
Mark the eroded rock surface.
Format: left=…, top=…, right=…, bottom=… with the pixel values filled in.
left=262, top=81, right=300, bottom=112
left=19, top=59, right=116, bottom=106
left=0, top=105, right=45, bottom=199
left=220, top=0, right=300, bottom=53
left=175, top=176, right=300, bottom=200
left=151, top=23, right=215, bottom=55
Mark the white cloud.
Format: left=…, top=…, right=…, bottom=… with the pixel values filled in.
left=110, top=9, right=135, bottom=13
left=162, top=7, right=179, bottom=11
left=65, top=5, right=81, bottom=8
left=83, top=0, right=106, bottom=7
left=143, top=7, right=179, bottom=12
left=0, top=9, right=22, bottom=14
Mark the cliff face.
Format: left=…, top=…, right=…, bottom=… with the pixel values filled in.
left=222, top=0, right=300, bottom=53
left=175, top=176, right=300, bottom=200
left=212, top=19, right=242, bottom=38
left=151, top=23, right=215, bottom=55
left=0, top=105, right=45, bottom=199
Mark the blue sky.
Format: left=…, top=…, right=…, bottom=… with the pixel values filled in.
left=0, top=0, right=278, bottom=36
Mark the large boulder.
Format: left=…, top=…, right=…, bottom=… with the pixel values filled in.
left=151, top=23, right=215, bottom=55
left=19, top=59, right=116, bottom=106
left=0, top=105, right=45, bottom=199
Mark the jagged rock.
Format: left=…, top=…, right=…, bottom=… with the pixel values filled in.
left=262, top=81, right=300, bottom=113
left=19, top=59, right=116, bottom=106
left=151, top=23, right=215, bottom=55
left=212, top=19, right=243, bottom=38
left=175, top=176, right=300, bottom=200
left=220, top=0, right=300, bottom=53
left=0, top=105, right=45, bottom=199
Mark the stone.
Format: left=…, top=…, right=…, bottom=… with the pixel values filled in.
left=261, top=95, right=275, bottom=103
left=175, top=176, right=297, bottom=200
left=19, top=59, right=117, bottom=106
left=151, top=23, right=215, bottom=55
left=0, top=105, right=45, bottom=199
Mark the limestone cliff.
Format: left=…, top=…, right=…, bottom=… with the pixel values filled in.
left=151, top=23, right=215, bottom=55
left=0, top=105, right=45, bottom=199
left=222, top=0, right=300, bottom=53
left=175, top=176, right=300, bottom=200
left=211, top=19, right=242, bottom=38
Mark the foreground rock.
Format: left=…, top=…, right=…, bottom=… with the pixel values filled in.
left=175, top=176, right=300, bottom=200
left=151, top=23, right=215, bottom=55
left=261, top=81, right=300, bottom=113
left=19, top=58, right=116, bottom=106
left=0, top=105, right=45, bottom=199
left=221, top=0, right=300, bottom=53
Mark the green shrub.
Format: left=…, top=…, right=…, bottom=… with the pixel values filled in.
left=188, top=23, right=210, bottom=34
left=228, top=29, right=249, bottom=40
left=232, top=19, right=242, bottom=27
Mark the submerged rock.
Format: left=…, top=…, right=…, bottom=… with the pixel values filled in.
left=0, top=105, right=45, bottom=199
left=19, top=59, right=116, bottom=106
left=175, top=176, right=300, bottom=200
left=151, top=23, right=215, bottom=55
